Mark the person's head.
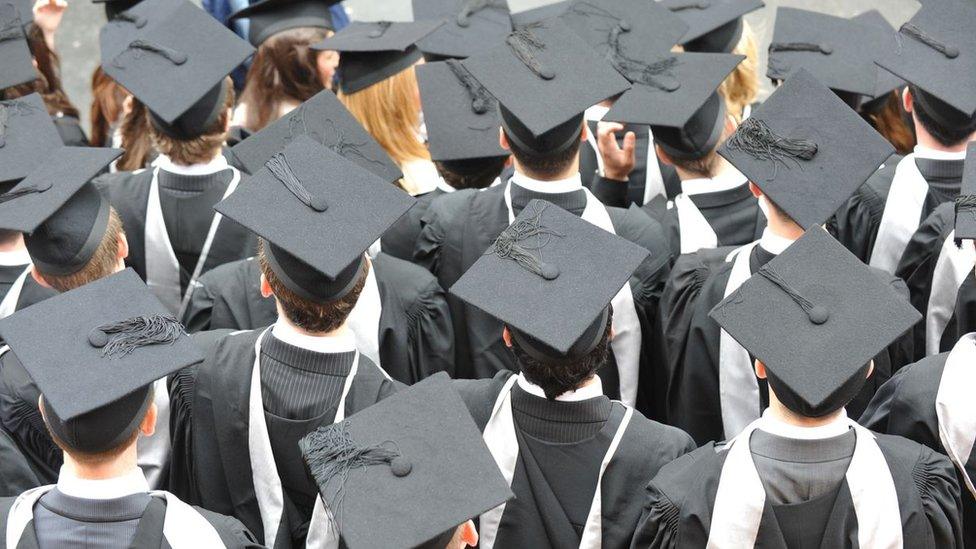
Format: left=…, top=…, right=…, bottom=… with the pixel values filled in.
left=904, top=85, right=976, bottom=149
left=31, top=206, right=128, bottom=292
left=116, top=96, right=156, bottom=171
left=861, top=89, right=916, bottom=155
left=717, top=20, right=760, bottom=122
left=434, top=157, right=507, bottom=191
left=147, top=76, right=235, bottom=165
left=653, top=91, right=737, bottom=180
left=0, top=229, right=21, bottom=248
left=238, top=27, right=336, bottom=132
left=1, top=24, right=78, bottom=119
left=89, top=66, right=128, bottom=148
left=755, top=358, right=873, bottom=422
left=499, top=110, right=585, bottom=181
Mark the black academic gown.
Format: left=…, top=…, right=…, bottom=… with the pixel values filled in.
left=12, top=276, right=56, bottom=313
left=861, top=353, right=976, bottom=548
left=380, top=188, right=447, bottom=263
left=630, top=431, right=963, bottom=548
left=662, top=244, right=915, bottom=445
left=414, top=182, right=673, bottom=415
left=0, top=264, right=28, bottom=305
left=52, top=114, right=89, bottom=147
left=580, top=121, right=682, bottom=206
left=455, top=371, right=695, bottom=549
left=0, top=428, right=39, bottom=498
left=180, top=253, right=455, bottom=384
left=167, top=329, right=397, bottom=548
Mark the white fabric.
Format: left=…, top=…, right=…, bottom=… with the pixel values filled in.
left=0, top=266, right=30, bottom=319
left=719, top=242, right=762, bottom=440
left=248, top=328, right=358, bottom=549
left=757, top=228, right=794, bottom=256
left=56, top=466, right=149, bottom=500
left=0, top=248, right=30, bottom=266
left=503, top=180, right=643, bottom=406
left=756, top=409, right=850, bottom=440
left=515, top=373, right=604, bottom=402
left=914, top=145, right=968, bottom=161
left=679, top=171, right=748, bottom=197
left=151, top=154, right=230, bottom=177
left=402, top=159, right=440, bottom=196
left=936, top=333, right=976, bottom=498
left=479, top=375, right=632, bottom=549
left=706, top=418, right=903, bottom=549
left=926, top=236, right=976, bottom=355
left=673, top=194, right=719, bottom=254
left=344, top=261, right=383, bottom=369
left=510, top=172, right=582, bottom=194
left=869, top=154, right=929, bottom=274
left=271, top=322, right=357, bottom=354
left=139, top=378, right=171, bottom=488
left=434, top=176, right=456, bottom=194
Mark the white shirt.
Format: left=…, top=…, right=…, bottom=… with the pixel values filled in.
left=516, top=373, right=604, bottom=402
left=679, top=169, right=748, bottom=197
left=152, top=154, right=230, bottom=177
left=271, top=319, right=357, bottom=354
left=757, top=409, right=850, bottom=440
left=914, top=145, right=968, bottom=161
left=510, top=172, right=584, bottom=194
left=0, top=248, right=30, bottom=267
left=757, top=228, right=795, bottom=256
left=57, top=466, right=150, bottom=500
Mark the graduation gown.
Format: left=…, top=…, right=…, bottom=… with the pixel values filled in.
left=454, top=371, right=695, bottom=549
left=180, top=253, right=455, bottom=384
left=380, top=188, right=447, bottom=263
left=52, top=114, right=90, bottom=147
left=0, top=428, right=39, bottom=498
left=0, top=260, right=29, bottom=310
left=580, top=120, right=682, bottom=206
left=414, top=180, right=673, bottom=413
left=168, top=328, right=397, bottom=549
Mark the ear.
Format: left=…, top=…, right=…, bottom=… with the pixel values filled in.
left=117, top=231, right=129, bottom=262
left=754, top=359, right=767, bottom=380
left=656, top=144, right=674, bottom=167
left=902, top=87, right=913, bottom=114
left=460, top=520, right=479, bottom=547
left=580, top=122, right=589, bottom=143
left=260, top=273, right=273, bottom=299
left=724, top=113, right=738, bottom=136
left=866, top=360, right=875, bottom=380
left=224, top=107, right=233, bottom=132
left=502, top=326, right=513, bottom=348
left=499, top=127, right=511, bottom=152
left=29, top=267, right=52, bottom=289
left=122, top=94, right=135, bottom=116
left=748, top=181, right=762, bottom=199
left=141, top=402, right=157, bottom=437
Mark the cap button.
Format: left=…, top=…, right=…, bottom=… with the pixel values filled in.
left=88, top=328, right=109, bottom=348
left=390, top=456, right=412, bottom=477
left=807, top=306, right=829, bottom=325
left=617, top=21, right=631, bottom=33
left=538, top=263, right=560, bottom=281
left=308, top=196, right=328, bottom=213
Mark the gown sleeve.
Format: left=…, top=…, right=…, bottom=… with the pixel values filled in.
left=828, top=164, right=893, bottom=264
left=0, top=354, right=61, bottom=484
left=181, top=276, right=217, bottom=333
left=406, top=277, right=456, bottom=380
left=915, top=447, right=965, bottom=548
left=590, top=176, right=630, bottom=208
left=0, top=428, right=40, bottom=497
left=193, top=506, right=265, bottom=549
left=629, top=484, right=681, bottom=549
left=857, top=362, right=913, bottom=434
left=167, top=364, right=199, bottom=501
left=413, top=193, right=451, bottom=278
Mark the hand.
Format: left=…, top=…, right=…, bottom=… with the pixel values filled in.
left=33, top=0, right=67, bottom=47
left=597, top=122, right=636, bottom=182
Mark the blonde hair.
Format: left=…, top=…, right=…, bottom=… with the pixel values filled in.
left=719, top=20, right=760, bottom=122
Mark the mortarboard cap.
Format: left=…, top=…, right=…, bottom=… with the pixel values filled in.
left=99, top=0, right=181, bottom=60
left=559, top=0, right=688, bottom=62
left=0, top=0, right=35, bottom=90
left=767, top=8, right=888, bottom=103
left=451, top=199, right=649, bottom=361
left=605, top=52, right=743, bottom=159
left=664, top=0, right=764, bottom=54
left=230, top=89, right=402, bottom=183
left=462, top=18, right=630, bottom=154
left=312, top=20, right=443, bottom=94
left=0, top=94, right=63, bottom=186
left=216, top=135, right=415, bottom=302
left=300, top=373, right=513, bottom=549
left=94, top=0, right=145, bottom=21
left=709, top=228, right=921, bottom=417
left=718, top=69, right=894, bottom=229
left=956, top=142, right=976, bottom=240
left=852, top=10, right=906, bottom=104
left=875, top=0, right=976, bottom=121
left=413, top=0, right=512, bottom=60
left=510, top=1, right=567, bottom=28
left=101, top=0, right=254, bottom=139
left=228, top=0, right=340, bottom=47
left=0, top=146, right=122, bottom=276
left=417, top=59, right=506, bottom=164
left=0, top=269, right=203, bottom=453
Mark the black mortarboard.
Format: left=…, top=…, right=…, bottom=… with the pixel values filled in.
left=664, top=0, right=764, bottom=53
left=0, top=0, right=34, bottom=90
left=98, top=0, right=181, bottom=59
left=98, top=0, right=144, bottom=22
left=312, top=20, right=443, bottom=94
left=875, top=0, right=976, bottom=120
left=604, top=52, right=743, bottom=159
left=462, top=18, right=630, bottom=154
left=956, top=142, right=976, bottom=240
left=413, top=0, right=512, bottom=60
left=417, top=60, right=506, bottom=164
left=709, top=228, right=921, bottom=417
left=101, top=0, right=254, bottom=139
left=228, top=0, right=340, bottom=46
left=300, top=373, right=513, bottom=549
left=718, top=69, right=893, bottom=230
left=767, top=8, right=888, bottom=101
left=510, top=1, right=567, bottom=28
left=216, top=135, right=415, bottom=302
left=451, top=199, right=649, bottom=361
left=852, top=10, right=906, bottom=103
left=0, top=269, right=202, bottom=453
left=0, top=94, right=63, bottom=185
left=559, top=0, right=688, bottom=62
left=230, top=89, right=402, bottom=183
left=0, top=146, right=122, bottom=275
left=0, top=0, right=30, bottom=26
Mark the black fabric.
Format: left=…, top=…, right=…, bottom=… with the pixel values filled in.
left=52, top=115, right=90, bottom=147
left=0, top=264, right=27, bottom=304
left=380, top=188, right=445, bottom=263
left=510, top=383, right=612, bottom=443
left=509, top=183, right=587, bottom=216
left=0, top=350, right=61, bottom=484
left=581, top=121, right=681, bottom=206
left=12, top=275, right=56, bottom=313
left=0, top=427, right=39, bottom=497
left=259, top=334, right=352, bottom=418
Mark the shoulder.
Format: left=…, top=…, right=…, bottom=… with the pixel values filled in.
left=890, top=353, right=949, bottom=412
left=850, top=154, right=904, bottom=211
left=619, top=409, right=697, bottom=465
left=452, top=371, right=514, bottom=431
left=198, top=258, right=256, bottom=286
left=874, top=432, right=956, bottom=486
left=608, top=204, right=673, bottom=277
left=190, top=505, right=262, bottom=548
left=650, top=443, right=725, bottom=503
left=93, top=169, right=153, bottom=198
left=373, top=253, right=439, bottom=297
left=867, top=265, right=910, bottom=298
left=423, top=187, right=481, bottom=224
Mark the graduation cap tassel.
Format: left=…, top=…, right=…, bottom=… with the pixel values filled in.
left=0, top=99, right=41, bottom=149
left=0, top=19, right=23, bottom=42
left=666, top=1, right=712, bottom=11
left=900, top=23, right=959, bottom=59
left=456, top=0, right=505, bottom=28
left=758, top=265, right=829, bottom=325
left=368, top=21, right=393, bottom=39
left=506, top=25, right=555, bottom=80
left=89, top=314, right=187, bottom=358
left=724, top=118, right=818, bottom=180
left=111, top=11, right=147, bottom=28
left=768, top=42, right=833, bottom=55
left=614, top=54, right=681, bottom=92
left=446, top=59, right=492, bottom=114
left=486, top=202, right=564, bottom=280
left=0, top=185, right=50, bottom=203
left=266, top=152, right=328, bottom=212
left=113, top=40, right=188, bottom=68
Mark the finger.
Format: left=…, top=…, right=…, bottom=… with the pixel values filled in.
left=622, top=131, right=637, bottom=155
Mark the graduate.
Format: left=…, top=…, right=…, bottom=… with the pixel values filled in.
left=661, top=70, right=900, bottom=444
left=412, top=0, right=512, bottom=62
left=0, top=270, right=260, bottom=548
left=298, top=373, right=513, bottom=549
left=168, top=136, right=411, bottom=548
left=95, top=0, right=258, bottom=317
left=632, top=227, right=963, bottom=548
left=832, top=0, right=976, bottom=271
left=449, top=199, right=695, bottom=548
left=416, top=18, right=673, bottom=413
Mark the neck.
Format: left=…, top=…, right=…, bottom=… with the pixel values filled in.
left=913, top=114, right=975, bottom=153
left=63, top=446, right=139, bottom=481
left=763, top=201, right=804, bottom=240
left=513, top=158, right=580, bottom=182
left=274, top=303, right=349, bottom=339
left=674, top=154, right=727, bottom=182
left=767, top=390, right=844, bottom=428
left=0, top=233, right=24, bottom=253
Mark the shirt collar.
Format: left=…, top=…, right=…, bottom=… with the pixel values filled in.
left=434, top=176, right=456, bottom=193
left=516, top=373, right=603, bottom=402
left=758, top=409, right=850, bottom=440
left=758, top=228, right=796, bottom=256
left=511, top=172, right=583, bottom=194
left=679, top=169, right=747, bottom=197
left=272, top=319, right=357, bottom=354
left=584, top=104, right=610, bottom=122
left=153, top=153, right=230, bottom=176
left=0, top=248, right=30, bottom=267
left=914, top=145, right=968, bottom=161
left=57, top=466, right=149, bottom=500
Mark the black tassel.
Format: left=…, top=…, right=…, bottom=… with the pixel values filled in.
left=284, top=109, right=387, bottom=173
left=768, top=42, right=833, bottom=55
left=368, top=21, right=393, bottom=39
left=0, top=99, right=42, bottom=149
left=456, top=0, right=505, bottom=27
left=900, top=23, right=958, bottom=59
left=446, top=59, right=492, bottom=114
left=266, top=152, right=328, bottom=212
left=111, top=11, right=147, bottom=28
left=666, top=0, right=711, bottom=11
left=113, top=40, right=188, bottom=68
left=758, top=265, right=829, bottom=325
left=724, top=118, right=818, bottom=181
left=507, top=25, right=555, bottom=80
left=89, top=314, right=186, bottom=358
left=0, top=13, right=24, bottom=43
left=486, top=202, right=564, bottom=280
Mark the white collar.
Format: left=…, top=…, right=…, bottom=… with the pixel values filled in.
left=152, top=153, right=230, bottom=176
left=584, top=104, right=609, bottom=122
left=516, top=373, right=604, bottom=402
left=757, top=409, right=850, bottom=440
left=434, top=176, right=456, bottom=193
left=757, top=228, right=796, bottom=256
left=271, top=319, right=357, bottom=354
left=57, top=466, right=149, bottom=500
left=510, top=172, right=583, bottom=194
left=914, top=145, right=968, bottom=161
left=0, top=248, right=30, bottom=267
left=679, top=169, right=747, bottom=197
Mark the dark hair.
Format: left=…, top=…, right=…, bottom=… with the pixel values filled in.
left=910, top=85, right=976, bottom=147
left=434, top=157, right=507, bottom=190
left=668, top=150, right=720, bottom=179
left=508, top=308, right=613, bottom=400
left=505, top=134, right=581, bottom=179
left=259, top=243, right=367, bottom=334
left=0, top=230, right=20, bottom=246
left=37, top=208, right=125, bottom=293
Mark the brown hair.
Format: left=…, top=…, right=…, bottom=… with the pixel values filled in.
left=258, top=243, right=367, bottom=334
left=147, top=77, right=235, bottom=166
left=670, top=150, right=721, bottom=179
left=37, top=208, right=124, bottom=293
left=89, top=66, right=127, bottom=147
left=238, top=27, right=332, bottom=132
left=42, top=390, right=148, bottom=465
left=865, top=91, right=916, bottom=155
left=718, top=20, right=759, bottom=122
left=3, top=24, right=81, bottom=119
left=116, top=98, right=156, bottom=171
